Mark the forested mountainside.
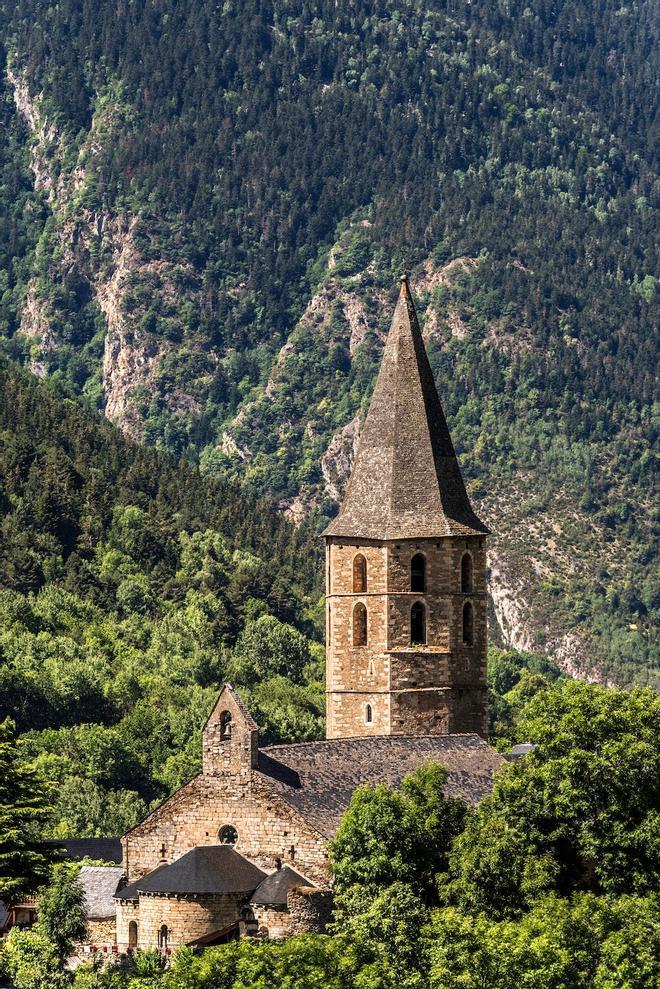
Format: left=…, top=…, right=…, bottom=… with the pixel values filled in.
left=0, top=359, right=560, bottom=838
left=0, top=359, right=326, bottom=835
left=0, top=0, right=657, bottom=686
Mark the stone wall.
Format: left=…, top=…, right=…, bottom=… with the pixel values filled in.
left=251, top=903, right=293, bottom=940
left=122, top=771, right=328, bottom=887
left=286, top=885, right=333, bottom=934
left=84, top=918, right=116, bottom=947
left=251, top=886, right=332, bottom=939
left=326, top=535, right=488, bottom=738
left=117, top=892, right=243, bottom=949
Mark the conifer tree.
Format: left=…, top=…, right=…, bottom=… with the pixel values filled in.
left=0, top=718, right=55, bottom=903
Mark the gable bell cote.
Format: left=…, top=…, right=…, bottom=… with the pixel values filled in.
left=202, top=684, right=259, bottom=775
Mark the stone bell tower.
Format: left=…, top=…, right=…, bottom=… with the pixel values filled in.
left=323, top=276, right=489, bottom=739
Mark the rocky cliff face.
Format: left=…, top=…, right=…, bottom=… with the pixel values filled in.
left=8, top=67, right=208, bottom=437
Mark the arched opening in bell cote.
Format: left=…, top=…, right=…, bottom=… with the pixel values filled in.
left=219, top=710, right=232, bottom=739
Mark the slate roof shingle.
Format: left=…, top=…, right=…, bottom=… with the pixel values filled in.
left=115, top=845, right=266, bottom=899
left=45, top=838, right=122, bottom=864
left=78, top=866, right=124, bottom=919
left=323, top=276, right=488, bottom=541
left=258, top=733, right=504, bottom=838
left=250, top=865, right=312, bottom=906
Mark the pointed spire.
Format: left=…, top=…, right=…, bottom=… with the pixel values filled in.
left=324, top=277, right=488, bottom=540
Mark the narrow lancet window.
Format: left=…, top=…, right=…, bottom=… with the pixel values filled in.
left=461, top=552, right=473, bottom=593
left=411, top=602, right=426, bottom=645
left=411, top=553, right=426, bottom=592
left=353, top=553, right=367, bottom=593
left=462, top=601, right=474, bottom=645
left=365, top=703, right=373, bottom=724
left=353, top=603, right=368, bottom=646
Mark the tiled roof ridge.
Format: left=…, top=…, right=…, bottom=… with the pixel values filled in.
left=260, top=732, right=486, bottom=754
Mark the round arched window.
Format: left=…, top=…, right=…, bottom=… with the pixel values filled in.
left=353, top=554, right=367, bottom=593
left=461, top=553, right=473, bottom=593
left=218, top=825, right=238, bottom=845
left=353, top=602, right=368, bottom=646
left=411, top=553, right=426, bottom=592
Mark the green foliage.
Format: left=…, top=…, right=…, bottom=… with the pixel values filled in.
left=3, top=927, right=70, bottom=989
left=487, top=644, right=564, bottom=745
left=35, top=864, right=89, bottom=961
left=447, top=682, right=660, bottom=917
left=0, top=361, right=323, bottom=834
left=331, top=762, right=467, bottom=916
left=427, top=894, right=660, bottom=989
left=0, top=717, right=55, bottom=902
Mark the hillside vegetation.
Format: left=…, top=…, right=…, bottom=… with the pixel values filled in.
left=0, top=0, right=657, bottom=684
left=0, top=360, right=325, bottom=836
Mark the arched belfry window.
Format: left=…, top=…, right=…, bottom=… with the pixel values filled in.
left=219, top=710, right=232, bottom=739
left=462, top=601, right=474, bottom=646
left=365, top=704, right=373, bottom=725
left=353, top=603, right=368, bottom=646
left=411, top=554, right=426, bottom=593
left=411, top=602, right=426, bottom=645
left=461, top=553, right=473, bottom=593
left=353, top=554, right=367, bottom=593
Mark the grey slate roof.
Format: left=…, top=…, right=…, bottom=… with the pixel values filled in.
left=250, top=865, right=312, bottom=906
left=115, top=845, right=266, bottom=900
left=258, top=733, right=504, bottom=838
left=45, top=838, right=122, bottom=863
left=506, top=742, right=538, bottom=761
left=79, top=866, right=124, bottom=919
left=323, top=276, right=488, bottom=540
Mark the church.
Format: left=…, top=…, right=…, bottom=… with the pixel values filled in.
left=113, top=276, right=504, bottom=950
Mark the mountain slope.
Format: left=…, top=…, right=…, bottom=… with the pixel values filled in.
left=0, top=358, right=325, bottom=835
left=0, top=0, right=657, bottom=686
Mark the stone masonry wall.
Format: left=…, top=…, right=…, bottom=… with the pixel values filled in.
left=251, top=887, right=332, bottom=939
left=84, top=918, right=116, bottom=947
left=326, top=535, right=488, bottom=738
left=117, top=892, right=243, bottom=949
left=122, top=771, right=328, bottom=887
left=286, top=885, right=333, bottom=934
left=326, top=541, right=390, bottom=737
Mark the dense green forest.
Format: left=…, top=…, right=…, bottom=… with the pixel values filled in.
left=0, top=0, right=656, bottom=686
left=0, top=359, right=325, bottom=836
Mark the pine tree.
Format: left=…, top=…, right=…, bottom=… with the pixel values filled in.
left=0, top=718, right=55, bottom=903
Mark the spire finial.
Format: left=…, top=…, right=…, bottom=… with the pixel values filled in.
left=400, top=272, right=410, bottom=295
